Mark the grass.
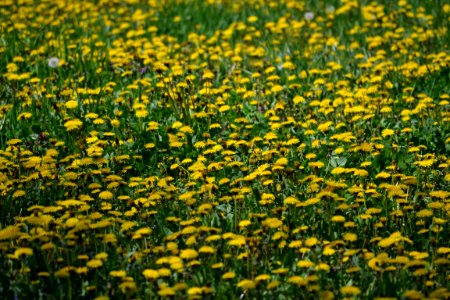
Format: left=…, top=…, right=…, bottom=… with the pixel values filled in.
left=0, top=0, right=449, bottom=299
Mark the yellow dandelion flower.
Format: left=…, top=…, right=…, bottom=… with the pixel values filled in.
left=65, top=100, right=78, bottom=109
left=198, top=246, right=215, bottom=254
left=315, top=263, right=330, bottom=272
left=143, top=269, right=160, bottom=280
left=187, top=287, right=203, bottom=295
left=297, top=260, right=314, bottom=268
left=180, top=249, right=198, bottom=260
left=109, top=270, right=127, bottom=278
left=381, top=129, right=394, bottom=137
left=0, top=226, right=20, bottom=240
left=305, top=237, right=319, bottom=247
left=429, top=190, right=449, bottom=199
left=416, top=209, right=433, bottom=218
left=158, top=268, right=172, bottom=277
left=403, top=290, right=423, bottom=299
left=414, top=159, right=435, bottom=167
left=86, top=259, right=103, bottom=268
left=267, top=280, right=280, bottom=289
left=376, top=171, right=391, bottom=179
left=323, top=247, right=336, bottom=256
left=98, top=190, right=114, bottom=200
left=255, top=274, right=270, bottom=282
left=12, top=190, right=26, bottom=198
left=238, top=220, right=251, bottom=229
left=288, top=240, right=303, bottom=248
left=287, top=276, right=307, bottom=286
left=331, top=215, right=346, bottom=222
left=222, top=272, right=236, bottom=279
left=228, top=236, right=246, bottom=246
left=13, top=247, right=33, bottom=258
left=343, top=232, right=358, bottom=242
left=64, top=118, right=83, bottom=131
left=437, top=247, right=450, bottom=254
left=340, top=286, right=361, bottom=295
left=237, top=279, right=256, bottom=290
left=158, top=286, right=176, bottom=297
left=284, top=196, right=300, bottom=205
left=262, top=218, right=282, bottom=229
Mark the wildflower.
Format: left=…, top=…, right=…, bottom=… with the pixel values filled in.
left=304, top=12, right=314, bottom=21
left=416, top=209, right=433, bottom=218
left=305, top=237, right=319, bottom=247
left=323, top=247, right=336, bottom=256
left=343, top=233, right=358, bottom=242
left=64, top=118, right=83, bottom=131
left=414, top=159, right=435, bottom=167
left=222, top=272, right=236, bottom=279
left=48, top=57, right=60, bottom=68
left=262, top=218, right=282, bottom=229
left=297, top=260, right=314, bottom=268
left=86, top=259, right=103, bottom=268
left=238, top=220, right=251, bottom=229
left=288, top=276, right=308, bottom=286
left=198, top=246, right=215, bottom=254
left=340, top=286, right=361, bottom=296
left=187, top=287, right=203, bottom=295
left=255, top=274, right=270, bottom=282
left=13, top=247, right=33, bottom=258
left=237, top=279, right=256, bottom=290
left=180, top=249, right=198, bottom=260
left=267, top=281, right=280, bottom=289
left=143, top=269, right=160, bottom=280
left=118, top=280, right=137, bottom=294
left=12, top=190, right=26, bottom=198
left=65, top=100, right=78, bottom=109
left=110, top=270, right=127, bottom=278
left=375, top=171, right=391, bottom=179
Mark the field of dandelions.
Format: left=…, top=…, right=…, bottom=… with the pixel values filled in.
left=1, top=0, right=449, bottom=299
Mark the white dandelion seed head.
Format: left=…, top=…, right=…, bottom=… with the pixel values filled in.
left=48, top=57, right=60, bottom=68
left=304, top=12, right=314, bottom=21
left=326, top=5, right=335, bottom=14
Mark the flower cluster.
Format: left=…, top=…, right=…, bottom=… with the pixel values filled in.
left=0, top=0, right=449, bottom=299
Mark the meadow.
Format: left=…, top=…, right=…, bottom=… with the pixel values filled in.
left=0, top=0, right=449, bottom=299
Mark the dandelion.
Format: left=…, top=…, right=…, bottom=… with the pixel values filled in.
left=343, top=232, right=358, bottom=242
left=305, top=237, right=319, bottom=247
left=237, top=279, right=256, bottom=290
left=222, top=272, right=236, bottom=279
left=262, top=217, right=283, bottom=229
left=65, top=100, right=78, bottom=109
left=110, top=270, right=127, bottom=278
left=304, top=12, right=314, bottom=21
left=13, top=247, right=33, bottom=258
left=142, top=269, right=160, bottom=280
left=381, top=129, right=395, bottom=137
left=98, top=190, right=114, bottom=200
left=86, top=259, right=103, bottom=268
left=340, top=286, right=361, bottom=296
left=180, top=249, right=198, bottom=259
left=158, top=286, right=176, bottom=297
left=64, top=118, right=83, bottom=131
left=48, top=57, right=60, bottom=68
